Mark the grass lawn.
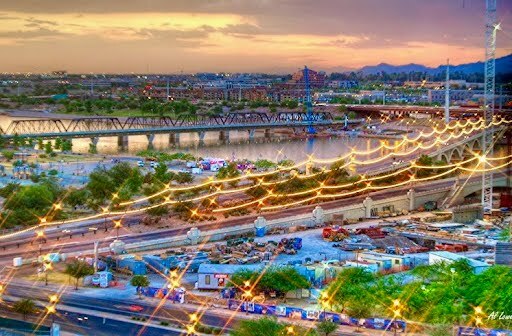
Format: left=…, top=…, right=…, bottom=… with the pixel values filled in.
left=24, top=270, right=73, bottom=286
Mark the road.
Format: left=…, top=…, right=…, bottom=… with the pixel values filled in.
left=2, top=283, right=234, bottom=335
left=1, top=282, right=404, bottom=336
left=0, top=173, right=463, bottom=264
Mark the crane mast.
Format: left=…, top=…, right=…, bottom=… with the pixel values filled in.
left=482, top=0, right=498, bottom=214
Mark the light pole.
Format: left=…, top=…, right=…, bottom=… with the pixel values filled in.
left=44, top=261, right=53, bottom=286
left=113, top=219, right=122, bottom=239
left=47, top=295, right=58, bottom=326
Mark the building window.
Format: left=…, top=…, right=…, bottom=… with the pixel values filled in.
left=205, top=275, right=211, bottom=285
left=395, top=260, right=400, bottom=265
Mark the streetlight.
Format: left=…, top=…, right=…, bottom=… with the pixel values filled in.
left=44, top=261, right=53, bottom=286
left=113, top=220, right=122, bottom=239
left=47, top=296, right=58, bottom=325
left=390, top=299, right=403, bottom=336
left=320, top=292, right=330, bottom=320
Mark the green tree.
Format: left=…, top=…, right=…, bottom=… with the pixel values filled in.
left=316, top=320, right=338, bottom=336
left=64, top=260, right=94, bottom=290
left=84, top=100, right=93, bottom=113
left=346, top=300, right=372, bottom=331
left=326, top=268, right=375, bottom=313
left=254, top=159, right=275, bottom=170
left=65, top=188, right=90, bottom=208
left=87, top=169, right=116, bottom=203
left=230, top=317, right=284, bottom=336
left=44, top=141, right=53, bottom=154
left=4, top=184, right=56, bottom=212
left=154, top=162, right=173, bottom=183
left=229, top=267, right=310, bottom=298
left=0, top=182, right=20, bottom=198
left=12, top=298, right=36, bottom=321
left=216, top=163, right=241, bottom=187
left=54, top=138, right=62, bottom=150
left=1, top=150, right=14, bottom=161
left=130, top=275, right=150, bottom=299
left=61, top=139, right=73, bottom=152
left=174, top=172, right=193, bottom=184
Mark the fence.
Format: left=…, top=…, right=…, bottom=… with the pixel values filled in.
left=227, top=299, right=406, bottom=332
left=458, top=327, right=512, bottom=336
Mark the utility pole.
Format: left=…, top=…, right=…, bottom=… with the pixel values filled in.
left=444, top=59, right=450, bottom=124
left=166, top=77, right=170, bottom=101
left=482, top=0, right=499, bottom=214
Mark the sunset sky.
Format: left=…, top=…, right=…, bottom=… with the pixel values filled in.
left=1, top=0, right=511, bottom=73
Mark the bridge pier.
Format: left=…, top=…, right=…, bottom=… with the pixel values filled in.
left=89, top=137, right=99, bottom=154
left=363, top=196, right=374, bottom=218
left=169, top=133, right=180, bottom=146
left=248, top=129, right=256, bottom=141
left=117, top=135, right=128, bottom=149
left=146, top=134, right=155, bottom=149
left=407, top=189, right=415, bottom=211
left=219, top=130, right=230, bottom=142
left=264, top=129, right=271, bottom=139
left=198, top=131, right=206, bottom=144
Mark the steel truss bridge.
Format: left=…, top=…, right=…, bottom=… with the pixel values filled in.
left=0, top=111, right=344, bottom=139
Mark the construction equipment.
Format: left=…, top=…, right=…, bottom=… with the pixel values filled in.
left=435, top=243, right=469, bottom=252
left=322, top=226, right=350, bottom=241
left=355, top=227, right=386, bottom=239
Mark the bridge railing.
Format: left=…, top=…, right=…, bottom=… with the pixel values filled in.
left=0, top=111, right=335, bottom=135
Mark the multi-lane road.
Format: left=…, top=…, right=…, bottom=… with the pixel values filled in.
left=0, top=173, right=484, bottom=264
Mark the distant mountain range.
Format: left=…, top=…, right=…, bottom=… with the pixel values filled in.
left=357, top=53, right=512, bottom=75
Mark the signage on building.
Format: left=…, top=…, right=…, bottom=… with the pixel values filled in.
left=214, top=274, right=228, bottom=279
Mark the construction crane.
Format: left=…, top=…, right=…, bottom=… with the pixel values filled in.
left=481, top=0, right=499, bottom=214
left=303, top=66, right=316, bottom=134
left=444, top=59, right=450, bottom=124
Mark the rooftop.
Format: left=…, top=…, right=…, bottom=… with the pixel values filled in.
left=198, top=263, right=262, bottom=275
left=429, top=251, right=489, bottom=268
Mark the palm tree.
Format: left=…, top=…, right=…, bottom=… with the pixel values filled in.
left=130, top=275, right=150, bottom=299
left=64, top=260, right=94, bottom=290
left=12, top=299, right=36, bottom=320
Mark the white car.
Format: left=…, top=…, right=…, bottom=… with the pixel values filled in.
left=150, top=161, right=159, bottom=168
left=137, top=160, right=145, bottom=167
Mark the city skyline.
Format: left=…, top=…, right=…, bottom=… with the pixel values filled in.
left=0, top=0, right=511, bottom=73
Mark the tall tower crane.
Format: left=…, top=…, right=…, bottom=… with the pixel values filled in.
left=481, top=0, right=499, bottom=213
left=303, top=66, right=316, bottom=134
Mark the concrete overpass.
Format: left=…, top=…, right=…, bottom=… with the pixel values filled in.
left=346, top=104, right=512, bottom=118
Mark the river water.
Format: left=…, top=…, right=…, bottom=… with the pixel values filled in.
left=67, top=131, right=389, bottom=163
left=0, top=115, right=388, bottom=163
